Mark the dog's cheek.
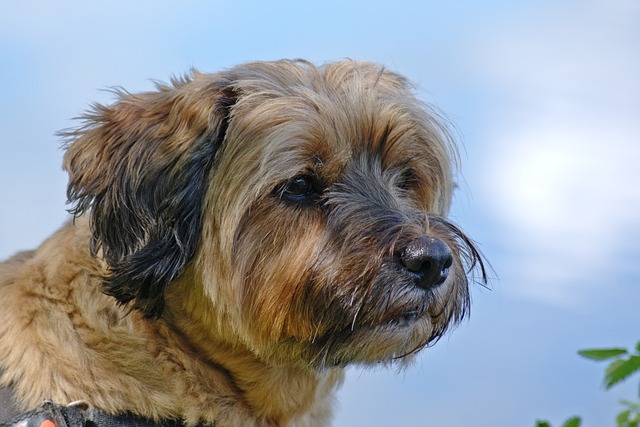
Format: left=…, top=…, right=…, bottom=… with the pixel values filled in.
left=232, top=199, right=328, bottom=344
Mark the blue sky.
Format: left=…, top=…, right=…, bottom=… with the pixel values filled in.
left=1, top=1, right=638, bottom=426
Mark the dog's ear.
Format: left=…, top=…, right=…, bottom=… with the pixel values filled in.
left=62, top=72, right=237, bottom=318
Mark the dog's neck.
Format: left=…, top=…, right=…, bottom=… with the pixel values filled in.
left=0, top=220, right=340, bottom=426
left=162, top=269, right=343, bottom=425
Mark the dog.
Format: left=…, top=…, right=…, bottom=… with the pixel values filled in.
left=0, top=59, right=485, bottom=426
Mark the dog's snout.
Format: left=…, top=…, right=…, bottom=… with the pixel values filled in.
left=401, top=236, right=453, bottom=289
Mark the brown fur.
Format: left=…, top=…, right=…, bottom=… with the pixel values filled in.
left=0, top=60, right=485, bottom=426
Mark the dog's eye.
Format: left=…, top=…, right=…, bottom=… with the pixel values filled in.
left=279, top=175, right=321, bottom=203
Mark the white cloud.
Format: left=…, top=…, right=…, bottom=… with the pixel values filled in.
left=473, top=0, right=640, bottom=305
left=484, top=122, right=640, bottom=304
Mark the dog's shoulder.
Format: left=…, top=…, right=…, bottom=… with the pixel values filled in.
left=0, top=250, right=36, bottom=281
left=0, top=219, right=264, bottom=424
left=0, top=218, right=122, bottom=410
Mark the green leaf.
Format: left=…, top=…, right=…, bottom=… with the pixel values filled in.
left=579, top=348, right=628, bottom=361
left=617, top=410, right=631, bottom=426
left=562, top=416, right=581, bottom=427
left=605, top=356, right=640, bottom=389
left=635, top=341, right=640, bottom=354
left=536, top=421, right=552, bottom=427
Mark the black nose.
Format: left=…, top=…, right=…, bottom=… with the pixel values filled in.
left=401, top=236, right=453, bottom=289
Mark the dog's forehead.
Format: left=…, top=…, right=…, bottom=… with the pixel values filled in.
left=223, top=61, right=439, bottom=179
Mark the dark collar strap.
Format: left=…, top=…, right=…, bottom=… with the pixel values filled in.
left=0, top=383, right=21, bottom=422
left=0, top=399, right=189, bottom=427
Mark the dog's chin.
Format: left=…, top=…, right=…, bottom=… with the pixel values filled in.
left=331, top=318, right=437, bottom=367
left=270, top=275, right=465, bottom=368
left=382, top=308, right=427, bottom=328
left=296, top=307, right=445, bottom=368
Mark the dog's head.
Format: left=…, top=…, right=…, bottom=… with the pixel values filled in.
left=63, top=59, right=486, bottom=367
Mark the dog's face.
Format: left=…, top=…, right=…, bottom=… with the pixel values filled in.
left=63, top=60, right=485, bottom=368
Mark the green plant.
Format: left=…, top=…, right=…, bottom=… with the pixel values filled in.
left=535, top=341, right=640, bottom=427
left=535, top=416, right=581, bottom=427
left=579, top=342, right=640, bottom=427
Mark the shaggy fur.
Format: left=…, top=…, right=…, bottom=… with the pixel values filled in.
left=0, top=59, right=485, bottom=426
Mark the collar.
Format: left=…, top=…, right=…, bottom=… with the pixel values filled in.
left=0, top=396, right=189, bottom=427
